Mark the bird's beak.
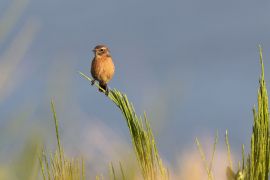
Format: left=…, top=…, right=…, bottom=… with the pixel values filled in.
left=92, top=49, right=96, bottom=52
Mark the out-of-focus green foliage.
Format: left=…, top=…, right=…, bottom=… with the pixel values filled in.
left=39, top=101, right=85, bottom=180
left=195, top=131, right=218, bottom=180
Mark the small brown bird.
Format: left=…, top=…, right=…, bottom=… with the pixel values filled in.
left=90, top=45, right=115, bottom=95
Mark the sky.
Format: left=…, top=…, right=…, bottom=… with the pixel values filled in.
left=0, top=0, right=270, bottom=177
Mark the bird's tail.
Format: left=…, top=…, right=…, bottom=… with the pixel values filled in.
left=99, top=83, right=107, bottom=92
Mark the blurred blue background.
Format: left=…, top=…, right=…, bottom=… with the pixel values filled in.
left=0, top=0, right=270, bottom=175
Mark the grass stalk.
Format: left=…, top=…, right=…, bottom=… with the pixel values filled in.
left=225, top=129, right=233, bottom=170
left=195, top=137, right=214, bottom=180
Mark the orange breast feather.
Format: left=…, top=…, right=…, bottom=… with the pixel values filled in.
left=91, top=56, right=115, bottom=84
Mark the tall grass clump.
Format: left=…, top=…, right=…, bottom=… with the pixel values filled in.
left=232, top=46, right=270, bottom=180
left=80, top=72, right=169, bottom=180
left=196, top=47, right=270, bottom=180
left=246, top=46, right=270, bottom=180
left=39, top=101, right=85, bottom=180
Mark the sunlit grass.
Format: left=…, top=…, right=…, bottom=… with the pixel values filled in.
left=80, top=72, right=169, bottom=180
left=247, top=46, right=270, bottom=180
left=196, top=46, right=270, bottom=180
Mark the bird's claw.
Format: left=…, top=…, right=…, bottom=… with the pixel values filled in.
left=105, top=88, right=109, bottom=96
left=91, top=79, right=95, bottom=85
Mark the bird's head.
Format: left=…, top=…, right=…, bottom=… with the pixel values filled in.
left=93, top=45, right=110, bottom=57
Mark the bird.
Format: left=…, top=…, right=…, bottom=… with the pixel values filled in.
left=90, top=45, right=115, bottom=95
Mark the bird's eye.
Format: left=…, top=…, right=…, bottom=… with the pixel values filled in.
left=100, top=49, right=104, bottom=52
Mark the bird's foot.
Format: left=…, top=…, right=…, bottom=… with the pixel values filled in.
left=91, top=79, right=95, bottom=85
left=105, top=87, right=109, bottom=96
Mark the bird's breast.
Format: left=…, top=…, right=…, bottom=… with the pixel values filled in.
left=91, top=56, right=115, bottom=83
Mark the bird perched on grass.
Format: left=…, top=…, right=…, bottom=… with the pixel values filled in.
left=90, top=45, right=115, bottom=95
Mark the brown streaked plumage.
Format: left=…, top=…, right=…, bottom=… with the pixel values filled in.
left=91, top=45, right=115, bottom=95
